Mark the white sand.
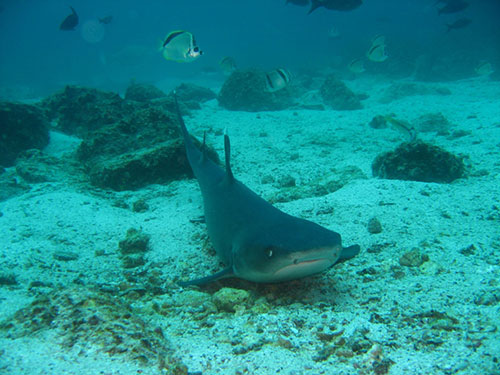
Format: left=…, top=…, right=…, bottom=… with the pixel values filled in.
left=1, top=76, right=499, bottom=374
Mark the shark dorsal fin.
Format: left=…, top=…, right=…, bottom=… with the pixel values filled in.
left=224, top=128, right=234, bottom=182
left=202, top=131, right=207, bottom=161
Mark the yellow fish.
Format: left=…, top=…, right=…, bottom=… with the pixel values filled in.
left=161, top=30, right=202, bottom=63
left=367, top=44, right=388, bottom=62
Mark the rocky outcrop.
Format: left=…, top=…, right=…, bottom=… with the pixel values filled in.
left=0, top=102, right=50, bottom=167
left=372, top=141, right=466, bottom=183
left=319, top=75, right=363, bottom=110
left=218, top=69, right=293, bottom=112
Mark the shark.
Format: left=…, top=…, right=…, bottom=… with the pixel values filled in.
left=175, top=97, right=360, bottom=286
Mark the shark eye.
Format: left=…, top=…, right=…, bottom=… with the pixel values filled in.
left=265, top=248, right=274, bottom=258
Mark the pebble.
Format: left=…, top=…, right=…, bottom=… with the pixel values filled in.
left=367, top=217, right=382, bottom=234
left=419, top=260, right=440, bottom=276
left=399, top=248, right=428, bottom=267
left=212, top=287, right=251, bottom=313
left=53, top=250, right=79, bottom=261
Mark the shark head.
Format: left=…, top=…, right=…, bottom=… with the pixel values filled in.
left=232, top=216, right=343, bottom=283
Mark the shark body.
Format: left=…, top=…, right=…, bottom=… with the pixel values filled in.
left=175, top=99, right=359, bottom=286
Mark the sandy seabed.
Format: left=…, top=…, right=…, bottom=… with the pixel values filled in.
left=0, top=76, right=499, bottom=375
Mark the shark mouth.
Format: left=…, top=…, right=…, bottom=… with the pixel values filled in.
left=272, top=257, right=335, bottom=281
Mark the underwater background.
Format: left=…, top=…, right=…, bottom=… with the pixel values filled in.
left=1, top=0, right=500, bottom=96
left=1, top=0, right=500, bottom=374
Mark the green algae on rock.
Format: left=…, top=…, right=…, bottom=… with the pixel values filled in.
left=372, top=141, right=466, bottom=183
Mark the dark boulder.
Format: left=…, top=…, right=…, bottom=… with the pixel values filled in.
left=41, top=85, right=127, bottom=136
left=174, top=83, right=216, bottom=103
left=77, top=106, right=219, bottom=191
left=218, top=69, right=293, bottom=112
left=319, top=75, right=362, bottom=110
left=125, top=83, right=167, bottom=102
left=372, top=141, right=466, bottom=183
left=0, top=102, right=50, bottom=167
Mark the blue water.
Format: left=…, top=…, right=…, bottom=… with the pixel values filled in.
left=0, top=0, right=499, bottom=95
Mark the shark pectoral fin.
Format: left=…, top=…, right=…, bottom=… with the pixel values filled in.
left=178, top=266, right=235, bottom=287
left=336, top=244, right=361, bottom=263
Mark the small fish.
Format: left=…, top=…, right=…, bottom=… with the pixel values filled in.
left=371, top=34, right=386, bottom=48
left=59, top=6, right=78, bottom=31
left=308, top=0, right=363, bottom=14
left=348, top=58, right=365, bottom=73
left=219, top=56, right=237, bottom=75
left=446, top=17, right=471, bottom=32
left=286, top=0, right=310, bottom=6
left=99, top=16, right=113, bottom=24
left=366, top=44, right=388, bottom=62
left=265, top=68, right=291, bottom=92
left=475, top=61, right=494, bottom=76
left=384, top=115, right=417, bottom=141
left=438, top=0, right=469, bottom=15
left=161, top=30, right=203, bottom=63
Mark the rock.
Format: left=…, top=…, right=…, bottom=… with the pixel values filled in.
left=3, top=287, right=185, bottom=369
left=174, top=83, right=216, bottom=103
left=218, top=69, right=293, bottom=111
left=399, top=248, right=428, bottom=267
left=369, top=115, right=388, bottom=129
left=118, top=228, right=150, bottom=255
left=319, top=75, right=362, bottom=110
left=121, top=254, right=145, bottom=268
left=125, top=83, right=166, bottom=102
left=0, top=273, right=18, bottom=286
left=132, top=199, right=149, bottom=213
left=174, top=290, right=212, bottom=308
left=0, top=102, right=50, bottom=167
left=414, top=112, right=452, bottom=134
left=473, top=290, right=500, bottom=306
left=367, top=217, right=382, bottom=234
left=76, top=105, right=219, bottom=191
left=41, top=85, right=126, bottom=136
left=212, top=287, right=251, bottom=313
left=41, top=85, right=219, bottom=190
left=278, top=175, right=296, bottom=188
left=53, top=250, right=79, bottom=261
left=372, top=141, right=466, bottom=183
